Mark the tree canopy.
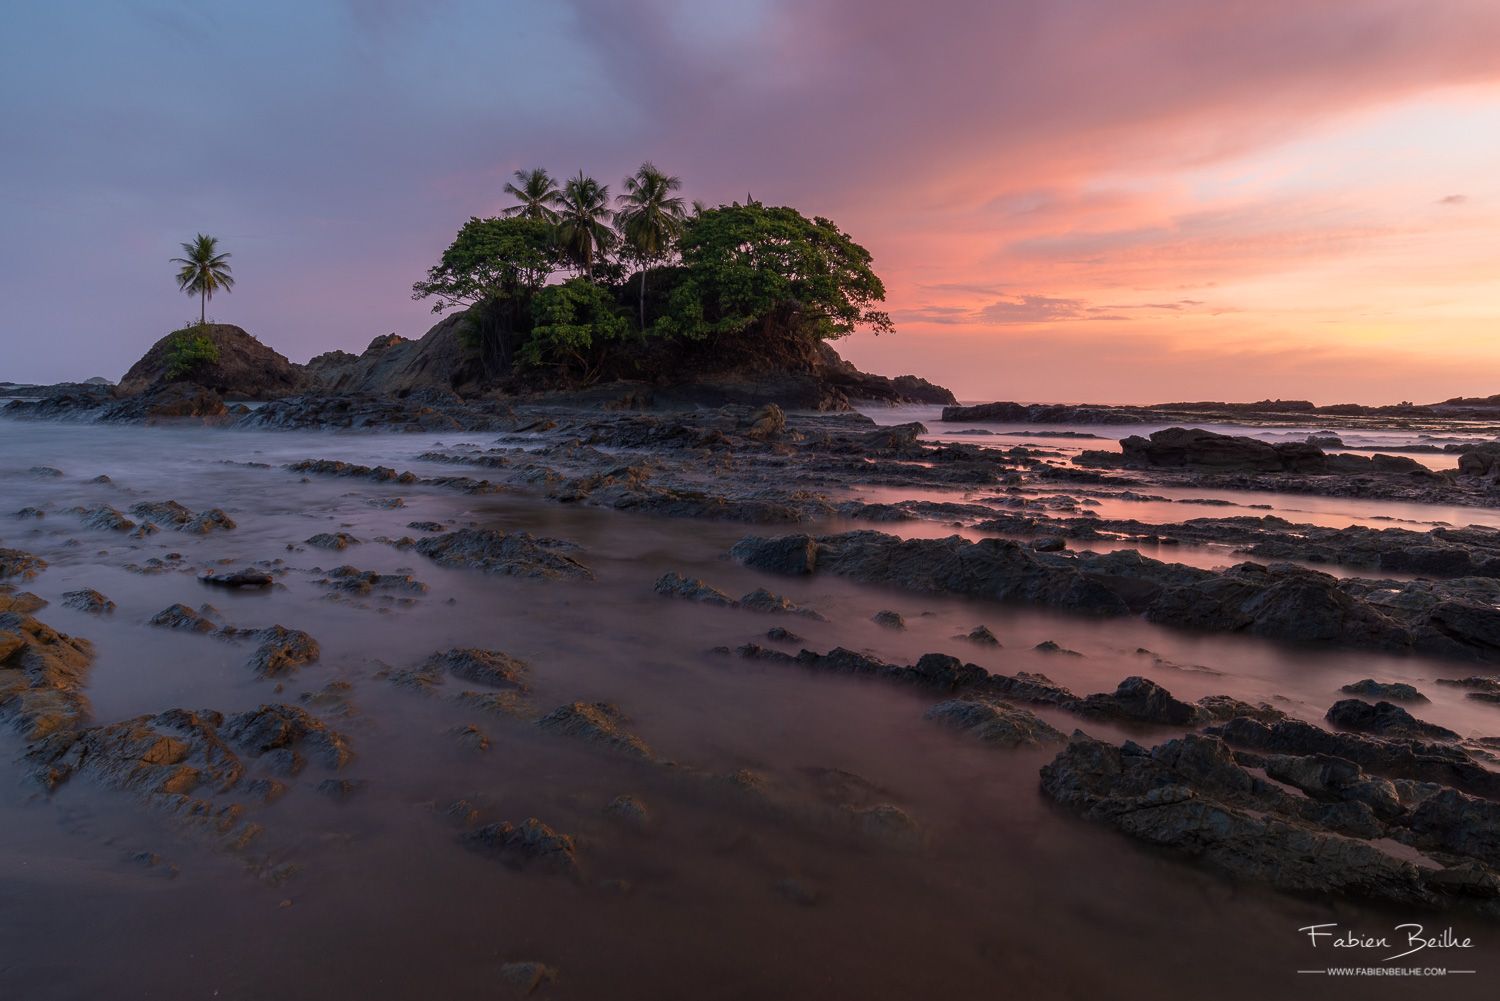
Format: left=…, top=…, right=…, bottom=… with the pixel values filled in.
left=171, top=233, right=234, bottom=326
left=410, top=164, right=893, bottom=381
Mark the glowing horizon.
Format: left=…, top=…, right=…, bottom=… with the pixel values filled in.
left=2, top=1, right=1498, bottom=405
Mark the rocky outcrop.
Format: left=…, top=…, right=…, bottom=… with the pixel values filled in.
left=118, top=324, right=308, bottom=399
left=1041, top=732, right=1500, bottom=914
left=1078, top=427, right=1433, bottom=475
left=729, top=530, right=1500, bottom=661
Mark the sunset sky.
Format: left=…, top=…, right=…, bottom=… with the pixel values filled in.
left=3, top=0, right=1498, bottom=403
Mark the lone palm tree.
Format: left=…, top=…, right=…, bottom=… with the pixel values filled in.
left=171, top=234, right=234, bottom=325
left=501, top=167, right=560, bottom=223
left=554, top=172, right=616, bottom=279
left=616, top=162, right=687, bottom=327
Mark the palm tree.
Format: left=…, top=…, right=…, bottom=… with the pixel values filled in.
left=615, top=162, right=687, bottom=327
left=171, top=234, right=234, bottom=325
left=554, top=172, right=616, bottom=280
left=501, top=167, right=560, bottom=223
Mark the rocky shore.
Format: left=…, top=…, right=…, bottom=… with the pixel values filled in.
left=10, top=333, right=1500, bottom=993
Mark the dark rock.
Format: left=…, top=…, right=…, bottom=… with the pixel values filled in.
left=61, top=589, right=114, bottom=614
left=463, top=818, right=579, bottom=876
left=1325, top=699, right=1459, bottom=741
left=536, top=702, right=654, bottom=759
left=1073, top=676, right=1207, bottom=726
left=425, top=648, right=529, bottom=691
left=653, top=572, right=735, bottom=606
left=924, top=698, right=1064, bottom=747
left=1340, top=679, right=1428, bottom=702
left=412, top=529, right=593, bottom=581
left=871, top=609, right=905, bottom=629
left=200, top=571, right=274, bottom=589
left=305, top=532, right=360, bottom=551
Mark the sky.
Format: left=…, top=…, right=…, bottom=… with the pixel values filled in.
left=2, top=0, right=1498, bottom=404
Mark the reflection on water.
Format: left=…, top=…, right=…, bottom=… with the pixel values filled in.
left=2, top=418, right=1498, bottom=1000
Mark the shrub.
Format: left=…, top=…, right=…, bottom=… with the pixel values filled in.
left=163, top=328, right=220, bottom=379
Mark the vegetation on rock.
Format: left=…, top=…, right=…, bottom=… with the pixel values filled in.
left=411, top=163, right=893, bottom=385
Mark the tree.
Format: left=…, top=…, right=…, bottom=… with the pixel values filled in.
left=554, top=171, right=617, bottom=279
left=656, top=204, right=894, bottom=343
left=171, top=233, right=234, bottom=326
left=411, top=216, right=557, bottom=371
left=501, top=167, right=560, bottom=223
left=521, top=277, right=632, bottom=382
left=615, top=162, right=687, bottom=328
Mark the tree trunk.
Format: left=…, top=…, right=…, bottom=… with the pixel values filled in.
left=200, top=286, right=206, bottom=326
left=639, top=267, right=647, bottom=329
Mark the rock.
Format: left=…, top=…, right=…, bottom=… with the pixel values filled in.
left=0, top=589, right=94, bottom=740
left=317, top=566, right=426, bottom=595
left=745, top=403, right=786, bottom=440
left=604, top=794, right=651, bottom=829
left=423, top=648, right=529, bottom=691
left=959, top=625, right=1001, bottom=646
left=765, top=626, right=802, bottom=643
left=305, top=532, right=360, bottom=551
left=498, top=961, right=559, bottom=996
left=117, top=324, right=309, bottom=399
left=1041, top=732, right=1500, bottom=911
left=75, top=505, right=135, bottom=532
left=316, top=777, right=366, bottom=801
left=220, top=704, right=352, bottom=769
left=1031, top=536, right=1066, bottom=553
left=130, top=501, right=235, bottom=533
left=1340, top=679, right=1428, bottom=702
left=241, top=626, right=320, bottom=677
left=1209, top=717, right=1500, bottom=799
left=406, top=521, right=445, bottom=532
left=773, top=876, right=822, bottom=906
left=730, top=533, right=818, bottom=575
left=653, top=572, right=735, bottom=606
left=29, top=466, right=64, bottom=477
left=1033, top=640, right=1081, bottom=656
left=871, top=610, right=905, bottom=629
left=149, top=603, right=219, bottom=632
left=1325, top=699, right=1459, bottom=741
left=15, top=507, right=45, bottom=519
left=61, top=589, right=114, bottom=614
left=1072, top=676, right=1207, bottom=726
left=738, top=587, right=824, bottom=618
left=200, top=571, right=274, bottom=589
left=924, top=698, right=1064, bottom=748
left=412, top=529, right=593, bottom=581
left=0, top=549, right=47, bottom=581
left=536, top=702, right=654, bottom=760
left=463, top=818, right=579, bottom=876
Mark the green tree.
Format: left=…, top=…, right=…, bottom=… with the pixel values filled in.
left=615, top=162, right=687, bottom=328
left=501, top=167, right=560, bottom=223
left=656, top=204, right=894, bottom=342
left=554, top=172, right=617, bottom=279
left=521, top=277, right=632, bottom=382
left=171, top=233, right=234, bottom=326
left=411, top=216, right=557, bottom=371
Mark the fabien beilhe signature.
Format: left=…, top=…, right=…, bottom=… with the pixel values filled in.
left=1300, top=923, right=1475, bottom=963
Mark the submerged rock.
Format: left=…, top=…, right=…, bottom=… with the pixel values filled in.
left=924, top=698, right=1064, bottom=748
left=305, top=532, right=360, bottom=551
left=536, top=702, right=654, bottom=760
left=463, top=818, right=580, bottom=876
left=425, top=648, right=529, bottom=691
left=412, top=529, right=593, bottom=581
left=653, top=572, right=735, bottom=606
left=1339, top=679, right=1428, bottom=702
left=61, top=589, right=115, bottom=614
left=0, top=549, right=47, bottom=581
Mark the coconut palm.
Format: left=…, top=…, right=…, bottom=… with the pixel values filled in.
left=171, top=234, right=234, bottom=325
left=616, top=162, right=687, bottom=327
left=501, top=167, right=560, bottom=223
left=554, top=172, right=616, bottom=280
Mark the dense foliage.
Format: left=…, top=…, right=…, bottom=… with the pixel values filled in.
left=411, top=163, right=893, bottom=382
left=162, top=328, right=220, bottom=379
